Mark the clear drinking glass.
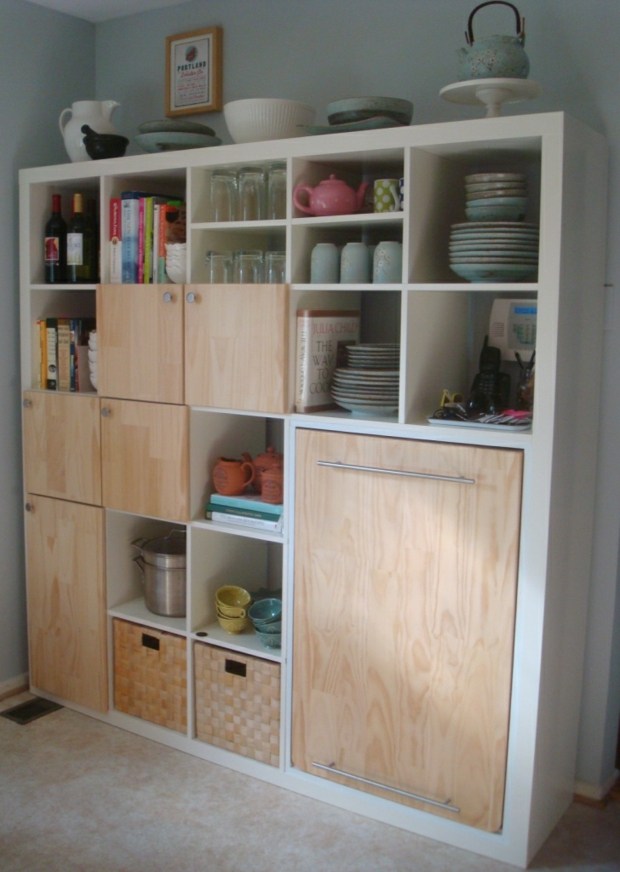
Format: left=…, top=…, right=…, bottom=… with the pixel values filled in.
left=205, top=250, right=234, bottom=283
left=237, top=167, right=266, bottom=221
left=266, top=162, right=287, bottom=220
left=234, top=249, right=264, bottom=283
left=265, top=251, right=286, bottom=283
left=209, top=169, right=237, bottom=222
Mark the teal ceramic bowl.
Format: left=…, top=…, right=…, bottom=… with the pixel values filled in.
left=326, top=97, right=413, bottom=126
left=465, top=204, right=527, bottom=222
left=256, top=630, right=281, bottom=649
left=248, top=597, right=282, bottom=624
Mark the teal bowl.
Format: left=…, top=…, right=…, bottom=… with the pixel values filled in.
left=465, top=204, right=527, bottom=222
left=256, top=630, right=281, bottom=649
left=253, top=620, right=282, bottom=633
left=248, top=597, right=282, bottom=624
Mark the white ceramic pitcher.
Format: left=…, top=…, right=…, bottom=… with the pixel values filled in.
left=58, top=100, right=120, bottom=162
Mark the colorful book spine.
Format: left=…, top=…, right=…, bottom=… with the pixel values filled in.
left=56, top=318, right=72, bottom=391
left=45, top=318, right=58, bottom=390
left=294, top=309, right=360, bottom=412
left=109, top=196, right=122, bottom=283
left=121, top=191, right=146, bottom=283
left=38, top=319, right=47, bottom=390
left=137, top=197, right=146, bottom=283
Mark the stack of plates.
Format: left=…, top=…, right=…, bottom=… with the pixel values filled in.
left=136, top=118, right=221, bottom=152
left=449, top=221, right=539, bottom=281
left=331, top=343, right=400, bottom=416
left=464, top=172, right=528, bottom=222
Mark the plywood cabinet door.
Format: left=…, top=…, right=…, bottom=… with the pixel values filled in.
left=184, top=283, right=288, bottom=413
left=292, top=429, right=523, bottom=832
left=100, top=398, right=189, bottom=522
left=97, top=283, right=184, bottom=404
left=22, top=391, right=101, bottom=505
left=25, top=495, right=107, bottom=712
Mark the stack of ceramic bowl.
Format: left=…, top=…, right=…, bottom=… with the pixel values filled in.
left=87, top=330, right=97, bottom=390
left=248, top=597, right=282, bottom=649
left=464, top=172, right=528, bottom=222
left=304, top=97, right=413, bottom=134
left=331, top=343, right=400, bottom=416
left=215, top=585, right=251, bottom=634
left=135, top=119, right=221, bottom=152
left=450, top=172, right=539, bottom=282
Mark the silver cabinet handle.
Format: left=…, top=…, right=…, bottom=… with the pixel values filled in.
left=101, top=406, right=112, bottom=418
left=316, top=459, right=475, bottom=485
left=22, top=398, right=32, bottom=408
left=186, top=291, right=196, bottom=303
left=162, top=291, right=173, bottom=303
left=312, top=761, right=460, bottom=812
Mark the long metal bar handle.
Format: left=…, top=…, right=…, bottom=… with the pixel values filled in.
left=316, top=459, right=475, bottom=486
left=312, top=761, right=461, bottom=813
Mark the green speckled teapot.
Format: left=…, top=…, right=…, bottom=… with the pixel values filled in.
left=458, top=1, right=529, bottom=81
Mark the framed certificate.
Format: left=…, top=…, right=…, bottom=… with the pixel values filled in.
left=165, top=26, right=222, bottom=116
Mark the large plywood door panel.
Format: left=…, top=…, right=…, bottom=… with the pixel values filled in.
left=292, top=429, right=522, bottom=832
left=184, top=284, right=288, bottom=413
left=22, top=391, right=101, bottom=505
left=25, top=496, right=107, bottom=712
left=97, top=284, right=184, bottom=404
left=100, top=398, right=189, bottom=522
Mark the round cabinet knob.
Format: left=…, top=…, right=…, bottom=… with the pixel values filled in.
left=25, top=502, right=34, bottom=513
left=101, top=406, right=112, bottom=418
left=162, top=291, right=174, bottom=303
left=22, top=398, right=33, bottom=409
left=185, top=291, right=196, bottom=303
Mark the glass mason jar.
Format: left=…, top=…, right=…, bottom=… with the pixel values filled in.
left=209, top=169, right=237, bottom=222
left=237, top=167, right=266, bottom=221
left=264, top=251, right=286, bottom=283
left=266, top=162, right=287, bottom=220
left=234, top=249, right=264, bottom=283
left=205, top=250, right=234, bottom=283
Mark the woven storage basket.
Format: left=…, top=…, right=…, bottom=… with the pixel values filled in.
left=113, top=618, right=187, bottom=733
left=194, top=642, right=280, bottom=766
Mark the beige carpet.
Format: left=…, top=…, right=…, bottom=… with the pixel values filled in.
left=1, top=692, right=619, bottom=871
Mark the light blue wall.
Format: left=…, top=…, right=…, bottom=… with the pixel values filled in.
left=3, top=0, right=618, bottom=792
left=0, top=0, right=94, bottom=688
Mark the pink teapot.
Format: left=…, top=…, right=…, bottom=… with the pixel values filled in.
left=293, top=174, right=369, bottom=216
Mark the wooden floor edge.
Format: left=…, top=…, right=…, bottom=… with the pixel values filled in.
left=574, top=775, right=620, bottom=808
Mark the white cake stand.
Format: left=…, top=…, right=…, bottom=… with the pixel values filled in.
left=440, top=78, right=541, bottom=118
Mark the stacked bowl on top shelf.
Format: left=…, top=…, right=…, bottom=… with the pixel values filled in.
left=449, top=172, right=539, bottom=282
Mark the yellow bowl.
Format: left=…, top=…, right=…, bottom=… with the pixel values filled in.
left=216, top=612, right=249, bottom=634
left=216, top=585, right=251, bottom=616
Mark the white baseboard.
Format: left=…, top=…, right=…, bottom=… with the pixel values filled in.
left=574, top=770, right=619, bottom=801
left=0, top=673, right=29, bottom=701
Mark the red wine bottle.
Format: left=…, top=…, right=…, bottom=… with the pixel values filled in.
left=44, top=194, right=67, bottom=283
left=66, top=192, right=86, bottom=283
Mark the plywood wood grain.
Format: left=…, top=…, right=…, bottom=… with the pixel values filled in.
left=25, top=496, right=107, bottom=712
left=292, top=429, right=522, bottom=832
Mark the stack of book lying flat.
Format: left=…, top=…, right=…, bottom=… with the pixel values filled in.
left=205, top=493, right=283, bottom=532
